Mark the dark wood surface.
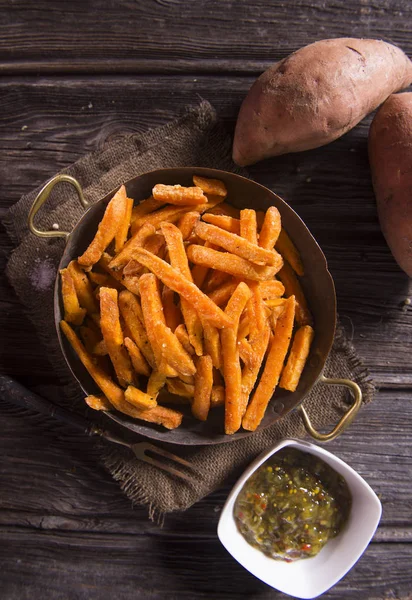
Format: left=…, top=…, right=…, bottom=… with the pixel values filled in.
left=0, top=1, right=411, bottom=598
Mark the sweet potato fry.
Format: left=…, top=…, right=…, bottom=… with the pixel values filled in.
left=280, top=325, right=314, bottom=392
left=60, top=268, right=86, bottom=325
left=240, top=209, right=258, bottom=244
left=211, top=385, right=225, bottom=407
left=277, top=261, right=313, bottom=325
left=131, top=195, right=164, bottom=226
left=202, top=320, right=222, bottom=370
left=207, top=202, right=240, bottom=218
left=207, top=280, right=238, bottom=306
left=147, top=371, right=167, bottom=399
left=203, top=269, right=231, bottom=293
left=193, top=175, right=227, bottom=197
left=88, top=270, right=123, bottom=290
left=109, top=222, right=156, bottom=271
left=85, top=395, right=112, bottom=411
left=161, top=222, right=203, bottom=355
left=153, top=183, right=206, bottom=205
left=60, top=320, right=126, bottom=408
left=67, top=260, right=99, bottom=316
left=221, top=282, right=253, bottom=435
left=238, top=337, right=258, bottom=369
left=187, top=245, right=281, bottom=282
left=242, top=295, right=296, bottom=431
left=276, top=229, right=304, bottom=276
left=258, top=206, right=281, bottom=250
left=115, top=196, right=134, bottom=254
left=78, top=185, right=128, bottom=268
left=192, top=355, right=213, bottom=421
left=93, top=339, right=107, bottom=356
left=240, top=322, right=270, bottom=416
left=174, top=324, right=195, bottom=356
left=202, top=213, right=240, bottom=233
left=124, top=336, right=150, bottom=377
left=260, top=280, right=285, bottom=299
left=177, top=211, right=200, bottom=240
left=99, top=287, right=135, bottom=387
left=195, top=221, right=279, bottom=266
left=161, top=286, right=181, bottom=332
left=120, top=403, right=183, bottom=429
left=166, top=378, right=194, bottom=398
left=118, top=290, right=156, bottom=369
left=128, top=248, right=232, bottom=329
left=125, top=385, right=157, bottom=410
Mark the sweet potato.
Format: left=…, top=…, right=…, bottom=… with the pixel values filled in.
left=233, top=38, right=412, bottom=166
left=368, top=92, right=412, bottom=276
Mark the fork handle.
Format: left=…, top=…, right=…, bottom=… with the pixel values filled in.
left=0, top=374, right=95, bottom=436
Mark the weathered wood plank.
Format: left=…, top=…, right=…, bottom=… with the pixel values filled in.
left=0, top=0, right=411, bottom=74
left=1, top=76, right=411, bottom=385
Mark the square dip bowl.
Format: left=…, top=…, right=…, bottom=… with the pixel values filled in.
left=217, top=438, right=382, bottom=598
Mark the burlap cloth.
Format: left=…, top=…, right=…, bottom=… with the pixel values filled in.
left=3, top=100, right=374, bottom=518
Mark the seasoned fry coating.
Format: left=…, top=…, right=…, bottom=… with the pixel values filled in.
left=276, top=229, right=304, bottom=276
left=60, top=268, right=86, bottom=325
left=280, top=325, right=314, bottom=391
left=115, top=196, right=134, bottom=254
left=125, top=385, right=157, bottom=410
left=67, top=260, right=99, bottom=316
left=240, top=209, right=258, bottom=244
left=193, top=175, right=227, bottom=197
left=85, top=395, right=112, bottom=411
left=192, top=355, right=213, bottom=421
left=259, top=206, right=281, bottom=249
left=124, top=336, right=151, bottom=377
left=153, top=184, right=206, bottom=205
left=277, top=261, right=313, bottom=325
left=202, top=213, right=240, bottom=233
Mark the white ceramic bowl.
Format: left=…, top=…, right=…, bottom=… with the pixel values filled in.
left=218, top=438, right=382, bottom=599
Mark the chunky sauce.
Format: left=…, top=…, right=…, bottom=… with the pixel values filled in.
left=234, top=447, right=351, bottom=562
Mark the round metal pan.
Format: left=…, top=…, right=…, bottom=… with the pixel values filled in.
left=28, top=167, right=362, bottom=445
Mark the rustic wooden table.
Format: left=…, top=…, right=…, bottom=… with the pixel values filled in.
left=1, top=1, right=411, bottom=598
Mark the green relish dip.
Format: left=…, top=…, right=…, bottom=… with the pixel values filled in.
left=233, top=447, right=351, bottom=562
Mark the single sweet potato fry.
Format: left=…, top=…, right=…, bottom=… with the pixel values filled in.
left=202, top=213, right=240, bottom=233
left=276, top=229, right=304, bottom=276
left=88, top=270, right=123, bottom=291
left=124, top=336, right=151, bottom=377
left=162, top=286, right=182, bottom=332
left=60, top=268, right=86, bottom=325
left=125, top=385, right=158, bottom=410
left=100, top=287, right=135, bottom=387
left=277, top=261, right=313, bottom=325
left=78, top=185, right=128, bottom=268
left=153, top=183, right=206, bottom=205
left=115, top=196, right=134, bottom=254
left=67, top=260, right=99, bottom=316
left=128, top=248, right=232, bottom=329
left=195, top=221, right=279, bottom=266
left=85, top=395, right=112, bottom=411
left=202, top=320, right=222, bottom=370
left=193, top=175, right=227, bottom=197
left=221, top=282, right=253, bottom=435
left=131, top=195, right=164, bottom=225
left=240, top=322, right=271, bottom=414
left=187, top=245, right=281, bottom=281
left=174, top=324, right=196, bottom=356
left=166, top=378, right=195, bottom=399
left=280, top=325, right=315, bottom=391
left=147, top=371, right=167, bottom=399
left=240, top=209, right=258, bottom=244
left=177, top=211, right=200, bottom=240
left=242, top=296, right=296, bottom=431
left=258, top=206, right=281, bottom=249
left=260, top=280, right=285, bottom=299
left=192, top=355, right=213, bottom=421
left=118, top=290, right=156, bottom=368
left=207, top=280, right=238, bottom=306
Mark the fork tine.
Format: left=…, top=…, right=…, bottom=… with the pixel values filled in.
left=131, top=447, right=196, bottom=483
left=134, top=441, right=195, bottom=469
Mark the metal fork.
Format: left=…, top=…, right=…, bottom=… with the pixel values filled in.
left=0, top=375, right=197, bottom=483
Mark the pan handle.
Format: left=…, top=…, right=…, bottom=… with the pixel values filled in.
left=28, top=174, right=90, bottom=240
left=298, top=375, right=362, bottom=442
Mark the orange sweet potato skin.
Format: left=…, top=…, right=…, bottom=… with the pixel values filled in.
left=233, top=38, right=412, bottom=166
left=368, top=93, right=412, bottom=277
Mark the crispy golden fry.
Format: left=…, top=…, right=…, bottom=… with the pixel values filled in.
left=207, top=280, right=237, bottom=306
left=221, top=282, right=253, bottom=435
left=195, top=221, right=279, bottom=266
left=153, top=319, right=197, bottom=377
left=193, top=175, right=227, bottom=197
left=109, top=222, right=156, bottom=271
left=88, top=270, right=123, bottom=290
left=128, top=248, right=232, bottom=329
left=67, top=260, right=99, bottom=316
left=153, top=183, right=206, bottom=206
left=202, top=213, right=240, bottom=233
left=85, top=395, right=112, bottom=411
left=93, top=339, right=108, bottom=356
left=174, top=324, right=195, bottom=356
left=202, top=320, right=222, bottom=370
left=161, top=222, right=203, bottom=355
left=240, top=321, right=271, bottom=415
left=187, top=245, right=281, bottom=282
left=178, top=211, right=200, bottom=240
left=131, top=196, right=164, bottom=226
left=60, top=268, right=86, bottom=325
left=204, top=269, right=231, bottom=294
left=118, top=290, right=156, bottom=369
left=121, top=403, right=183, bottom=429
left=265, top=298, right=286, bottom=308
left=124, top=336, right=151, bottom=377
left=280, top=325, right=314, bottom=391
left=237, top=311, right=250, bottom=341
left=240, top=209, right=258, bottom=244
left=248, top=281, right=267, bottom=341
left=147, top=371, right=167, bottom=399
left=166, top=378, right=194, bottom=398
left=260, top=280, right=285, bottom=299
left=125, top=385, right=157, bottom=410
left=115, top=196, right=134, bottom=254
left=277, top=261, right=313, bottom=326
left=276, top=229, right=304, bottom=276
left=207, top=202, right=240, bottom=218
left=162, top=286, right=182, bottom=332
left=242, top=296, right=296, bottom=431
left=78, top=185, right=128, bottom=268
left=259, top=206, right=281, bottom=250
left=192, top=355, right=213, bottom=421
left=99, top=287, right=135, bottom=387
left=61, top=320, right=126, bottom=407
left=211, top=385, right=225, bottom=407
